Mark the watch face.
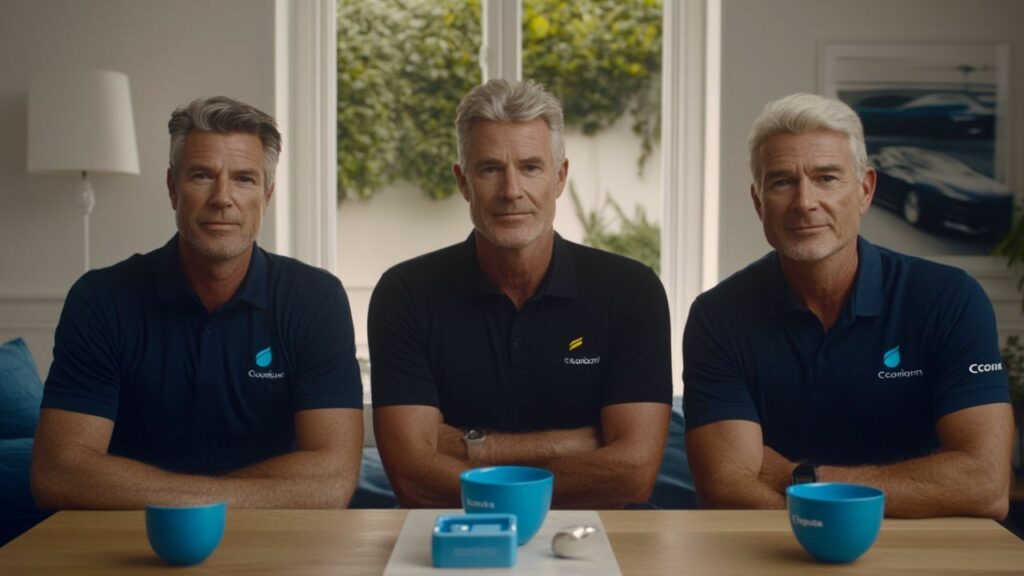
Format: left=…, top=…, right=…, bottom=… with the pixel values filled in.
left=792, top=463, right=818, bottom=484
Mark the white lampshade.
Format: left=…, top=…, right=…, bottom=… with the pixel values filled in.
left=27, top=69, right=139, bottom=175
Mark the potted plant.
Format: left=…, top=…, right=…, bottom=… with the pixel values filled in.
left=1000, top=335, right=1024, bottom=474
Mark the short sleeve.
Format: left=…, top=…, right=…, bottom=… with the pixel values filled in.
left=601, top=265, right=673, bottom=407
left=41, top=275, right=123, bottom=420
left=291, top=276, right=363, bottom=411
left=682, top=295, right=761, bottom=431
left=368, top=269, right=440, bottom=408
left=928, top=273, right=1009, bottom=419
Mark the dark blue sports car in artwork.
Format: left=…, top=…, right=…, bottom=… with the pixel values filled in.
left=855, top=92, right=994, bottom=139
left=870, top=146, right=1012, bottom=238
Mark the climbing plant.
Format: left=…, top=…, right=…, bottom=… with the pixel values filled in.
left=337, top=0, right=661, bottom=201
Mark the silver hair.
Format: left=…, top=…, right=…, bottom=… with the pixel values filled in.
left=747, top=93, right=868, bottom=188
left=455, top=79, right=565, bottom=168
left=168, top=96, right=281, bottom=191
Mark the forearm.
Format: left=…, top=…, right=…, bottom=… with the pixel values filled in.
left=384, top=451, right=471, bottom=508
left=694, top=470, right=785, bottom=510
left=819, top=450, right=1009, bottom=519
left=458, top=425, right=660, bottom=508
left=468, top=426, right=601, bottom=468
left=33, top=447, right=353, bottom=510
left=224, top=448, right=359, bottom=508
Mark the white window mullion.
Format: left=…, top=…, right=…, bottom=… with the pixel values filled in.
left=482, top=0, right=521, bottom=81
left=274, top=0, right=338, bottom=272
left=662, top=0, right=717, bottom=387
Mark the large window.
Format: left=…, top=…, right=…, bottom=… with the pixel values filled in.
left=337, top=0, right=665, bottom=379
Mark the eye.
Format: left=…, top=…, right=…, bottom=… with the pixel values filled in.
left=523, top=164, right=543, bottom=174
left=190, top=172, right=213, bottom=182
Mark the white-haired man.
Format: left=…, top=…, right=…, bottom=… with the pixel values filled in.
left=370, top=79, right=672, bottom=509
left=683, top=93, right=1012, bottom=519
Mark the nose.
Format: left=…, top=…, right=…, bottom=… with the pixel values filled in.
left=498, top=166, right=524, bottom=200
left=791, top=177, right=819, bottom=212
left=209, top=174, right=234, bottom=208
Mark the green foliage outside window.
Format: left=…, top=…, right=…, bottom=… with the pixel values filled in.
left=569, top=182, right=660, bottom=274
left=337, top=0, right=662, bottom=202
left=337, top=0, right=482, bottom=201
left=523, top=0, right=662, bottom=172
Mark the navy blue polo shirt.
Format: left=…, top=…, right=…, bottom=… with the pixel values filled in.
left=368, top=233, right=672, bottom=431
left=42, top=236, right=362, bottom=474
left=683, top=237, right=1008, bottom=466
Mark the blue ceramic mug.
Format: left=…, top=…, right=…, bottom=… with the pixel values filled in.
left=145, top=502, right=226, bottom=566
left=786, top=483, right=884, bottom=563
left=460, top=466, right=553, bottom=545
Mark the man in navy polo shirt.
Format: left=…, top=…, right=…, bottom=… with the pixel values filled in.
left=32, top=97, right=364, bottom=509
left=683, top=93, right=1012, bottom=518
left=369, top=79, right=672, bottom=508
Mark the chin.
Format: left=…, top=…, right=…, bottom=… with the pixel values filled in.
left=183, top=231, right=252, bottom=261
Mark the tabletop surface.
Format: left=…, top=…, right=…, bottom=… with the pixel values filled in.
left=1, top=509, right=1022, bottom=575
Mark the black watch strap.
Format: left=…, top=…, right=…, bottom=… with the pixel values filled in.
left=791, top=462, right=819, bottom=485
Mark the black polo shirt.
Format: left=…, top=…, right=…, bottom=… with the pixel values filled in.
left=683, top=236, right=1008, bottom=466
left=368, top=233, right=672, bottom=431
left=42, top=236, right=363, bottom=474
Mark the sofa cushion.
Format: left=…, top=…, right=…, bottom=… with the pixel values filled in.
left=0, top=338, right=43, bottom=440
left=647, top=397, right=697, bottom=509
left=0, top=437, right=51, bottom=546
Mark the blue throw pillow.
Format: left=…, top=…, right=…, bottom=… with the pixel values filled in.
left=647, top=396, right=698, bottom=509
left=0, top=437, right=51, bottom=546
left=0, top=338, right=44, bottom=440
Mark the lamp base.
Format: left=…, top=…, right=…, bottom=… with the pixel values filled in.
left=77, top=171, right=95, bottom=271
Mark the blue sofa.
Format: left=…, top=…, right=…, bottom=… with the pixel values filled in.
left=0, top=338, right=52, bottom=547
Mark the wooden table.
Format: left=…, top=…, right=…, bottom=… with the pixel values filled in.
left=1, top=509, right=1021, bottom=575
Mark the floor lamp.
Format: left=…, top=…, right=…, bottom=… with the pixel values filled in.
left=27, top=69, right=140, bottom=272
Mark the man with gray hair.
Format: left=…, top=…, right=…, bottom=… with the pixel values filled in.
left=33, top=96, right=364, bottom=509
left=369, top=79, right=672, bottom=508
left=683, top=93, right=1012, bottom=518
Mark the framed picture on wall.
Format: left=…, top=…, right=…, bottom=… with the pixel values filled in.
left=820, top=43, right=1012, bottom=259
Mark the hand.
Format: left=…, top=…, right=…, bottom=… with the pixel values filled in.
left=758, top=445, right=795, bottom=495
left=437, top=423, right=467, bottom=460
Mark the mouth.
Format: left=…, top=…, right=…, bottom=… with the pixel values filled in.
left=199, top=221, right=241, bottom=231
left=786, top=224, right=829, bottom=233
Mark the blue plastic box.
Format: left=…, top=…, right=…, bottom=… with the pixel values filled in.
left=432, top=514, right=517, bottom=568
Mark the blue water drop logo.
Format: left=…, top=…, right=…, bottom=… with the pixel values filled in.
left=255, top=346, right=272, bottom=368
left=883, top=346, right=900, bottom=369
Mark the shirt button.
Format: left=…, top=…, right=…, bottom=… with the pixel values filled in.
left=512, top=337, right=522, bottom=349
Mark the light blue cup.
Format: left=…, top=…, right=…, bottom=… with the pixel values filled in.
left=786, top=483, right=885, bottom=563
left=460, top=466, right=553, bottom=546
left=145, top=502, right=226, bottom=566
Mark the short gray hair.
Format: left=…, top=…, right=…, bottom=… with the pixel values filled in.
left=168, top=96, right=281, bottom=191
left=748, top=93, right=867, bottom=187
left=455, top=79, right=565, bottom=168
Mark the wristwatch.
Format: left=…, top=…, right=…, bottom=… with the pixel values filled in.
left=791, top=462, right=819, bottom=485
left=463, top=428, right=487, bottom=461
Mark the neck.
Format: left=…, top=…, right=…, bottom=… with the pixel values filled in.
left=779, top=241, right=859, bottom=332
left=178, top=238, right=253, bottom=314
left=475, top=230, right=554, bottom=310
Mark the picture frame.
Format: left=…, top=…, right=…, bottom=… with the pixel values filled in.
left=819, top=43, right=1012, bottom=260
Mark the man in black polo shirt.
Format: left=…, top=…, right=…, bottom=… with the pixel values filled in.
left=32, top=96, right=364, bottom=509
left=369, top=79, right=672, bottom=508
left=683, top=93, right=1012, bottom=518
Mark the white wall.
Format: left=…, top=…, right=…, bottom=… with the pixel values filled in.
left=0, top=0, right=276, bottom=376
left=718, top=0, right=1024, bottom=336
